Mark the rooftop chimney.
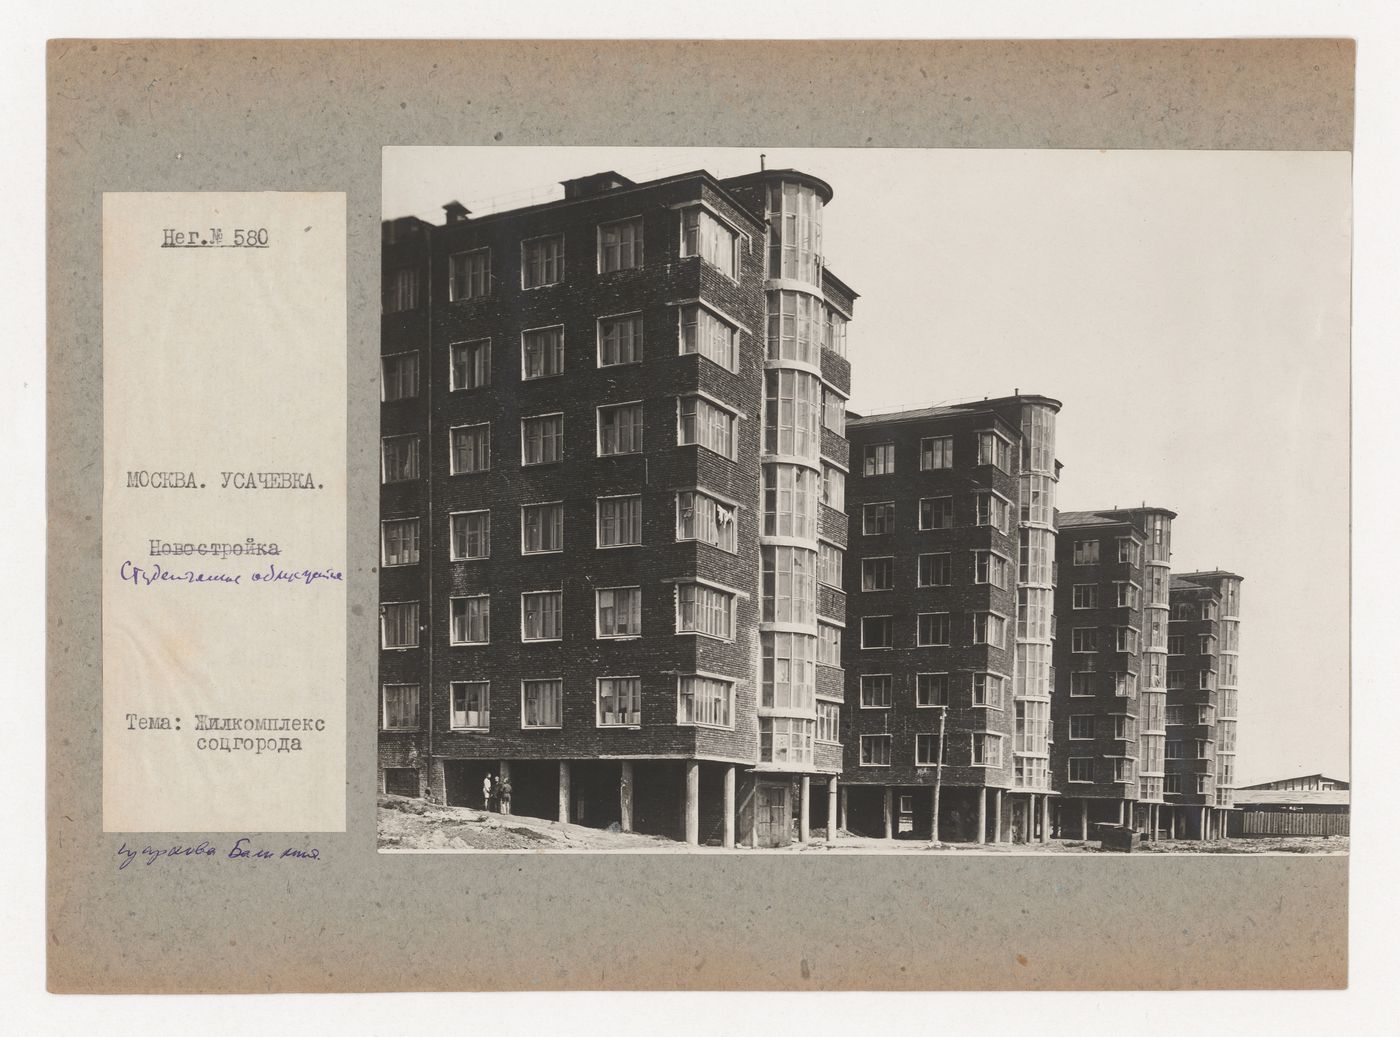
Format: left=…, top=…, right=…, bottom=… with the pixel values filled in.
left=443, top=200, right=470, bottom=224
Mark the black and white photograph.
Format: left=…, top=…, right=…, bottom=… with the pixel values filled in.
left=375, top=145, right=1349, bottom=854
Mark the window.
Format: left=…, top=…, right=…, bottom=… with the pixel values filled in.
left=1202, top=600, right=1219, bottom=621
left=597, top=402, right=643, bottom=456
left=1116, top=627, right=1139, bottom=653
left=1116, top=582, right=1140, bottom=609
left=760, top=717, right=815, bottom=766
left=384, top=267, right=420, bottom=312
left=1072, top=584, right=1099, bottom=609
left=1164, top=774, right=1181, bottom=795
left=1068, top=758, right=1093, bottom=783
left=816, top=702, right=840, bottom=743
left=382, top=352, right=419, bottom=401
left=972, top=612, right=1006, bottom=648
left=821, top=465, right=846, bottom=510
left=918, top=613, right=951, bottom=647
left=825, top=308, right=848, bottom=357
left=1114, top=716, right=1135, bottom=740
left=596, top=496, right=642, bottom=548
left=915, top=734, right=944, bottom=766
left=449, top=248, right=490, bottom=301
left=818, top=541, right=843, bottom=587
left=864, top=443, right=895, bottom=476
left=598, top=218, right=642, bottom=272
left=597, top=677, right=642, bottom=727
left=450, top=511, right=490, bottom=561
left=1198, top=704, right=1215, bottom=726
left=1195, top=739, right=1211, bottom=760
left=381, top=518, right=420, bottom=566
left=977, top=430, right=1011, bottom=471
left=681, top=207, right=737, bottom=278
left=521, top=591, right=563, bottom=641
left=916, top=673, right=949, bottom=707
left=450, top=339, right=491, bottom=390
left=521, top=679, right=563, bottom=728
left=677, top=675, right=733, bottom=728
left=679, top=304, right=738, bottom=371
left=918, top=553, right=952, bottom=587
left=1167, top=635, right=1186, bottom=655
left=975, top=493, right=1011, bottom=532
left=860, top=674, right=892, bottom=708
left=449, top=424, right=490, bottom=474
left=675, top=490, right=737, bottom=552
left=762, top=546, right=817, bottom=625
left=971, top=733, right=1002, bottom=767
left=598, top=314, right=643, bottom=367
left=921, top=436, right=953, bottom=470
left=1165, top=740, right=1183, bottom=759
left=767, top=290, right=824, bottom=365
left=823, top=392, right=846, bottom=435
left=861, top=616, right=893, bottom=649
left=764, top=369, right=822, bottom=461
left=919, top=497, right=955, bottom=530
left=382, top=685, right=420, bottom=731
left=596, top=587, right=642, bottom=638
left=678, top=395, right=736, bottom=457
left=1199, top=634, right=1217, bottom=655
left=1165, top=705, right=1183, bottom=726
left=974, top=551, right=1010, bottom=589
left=1073, top=540, right=1100, bottom=565
left=676, top=583, right=736, bottom=640
left=763, top=464, right=819, bottom=539
left=449, top=682, right=490, bottom=730
left=862, top=556, right=894, bottom=591
left=521, top=503, right=564, bottom=554
left=1072, top=628, right=1097, bottom=653
left=1198, top=670, right=1214, bottom=691
left=863, top=502, right=896, bottom=535
left=1070, top=672, right=1095, bottom=697
left=818, top=622, right=842, bottom=666
left=522, top=326, right=565, bottom=379
left=1113, top=758, right=1134, bottom=783
left=1114, top=671, right=1137, bottom=696
left=449, top=596, right=490, bottom=645
left=380, top=602, right=419, bottom=649
left=860, top=735, right=892, bottom=767
left=972, top=673, right=1005, bottom=709
left=381, top=435, right=420, bottom=483
left=1196, top=775, right=1211, bottom=795
left=1069, top=715, right=1093, bottom=740
left=521, top=235, right=564, bottom=289
left=521, top=413, right=564, bottom=466
left=1117, top=538, right=1141, bottom=565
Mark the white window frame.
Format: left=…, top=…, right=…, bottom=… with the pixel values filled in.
left=381, top=434, right=420, bottom=483
left=1073, top=539, right=1101, bottom=565
left=859, top=674, right=893, bottom=709
left=449, top=338, right=492, bottom=392
left=520, top=412, right=565, bottom=467
left=379, top=600, right=419, bottom=650
left=674, top=580, right=738, bottom=642
left=1068, top=757, right=1093, bottom=783
left=381, top=350, right=420, bottom=402
left=674, top=489, right=739, bottom=553
left=521, top=324, right=566, bottom=380
left=919, top=496, right=954, bottom=531
left=920, top=435, right=954, bottom=471
left=860, top=615, right=894, bottom=650
left=597, top=216, right=643, bottom=274
left=970, top=732, right=1004, bottom=768
left=1068, top=714, right=1094, bottom=740
left=596, top=311, right=644, bottom=368
left=381, top=683, right=421, bottom=731
left=915, top=672, right=949, bottom=708
left=677, top=302, right=740, bottom=372
left=520, top=233, right=565, bottom=290
left=520, top=501, right=565, bottom=555
left=448, top=681, right=491, bottom=732
left=448, top=422, right=490, bottom=475
left=597, top=400, right=645, bottom=457
left=520, top=590, right=564, bottom=643
left=520, top=678, right=564, bottom=730
left=596, top=676, right=643, bottom=728
left=917, top=612, right=952, bottom=648
left=448, top=509, right=491, bottom=561
left=595, top=586, right=643, bottom=640
left=380, top=517, right=420, bottom=567
left=675, top=672, right=735, bottom=730
left=863, top=442, right=895, bottom=476
left=861, top=555, right=895, bottom=592
left=1071, top=628, right=1097, bottom=653
left=449, top=594, right=491, bottom=646
left=859, top=734, right=892, bottom=768
left=676, top=393, right=738, bottom=459
left=918, top=552, right=952, bottom=588
left=679, top=204, right=740, bottom=281
left=448, top=247, right=491, bottom=302
left=596, top=494, right=643, bottom=549
left=1072, top=583, right=1099, bottom=609
left=862, top=501, right=896, bottom=535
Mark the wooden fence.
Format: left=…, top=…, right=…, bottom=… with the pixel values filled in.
left=1231, top=811, right=1349, bottom=838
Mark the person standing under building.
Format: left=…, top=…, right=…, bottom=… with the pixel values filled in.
left=483, top=773, right=495, bottom=812
left=497, top=776, right=512, bottom=816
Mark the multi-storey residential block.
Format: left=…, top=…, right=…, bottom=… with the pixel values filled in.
left=1166, top=570, right=1243, bottom=839
left=1051, top=507, right=1174, bottom=839
left=378, top=165, right=856, bottom=848
left=839, top=395, right=1061, bottom=843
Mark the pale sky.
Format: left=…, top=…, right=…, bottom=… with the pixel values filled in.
left=385, top=146, right=1352, bottom=785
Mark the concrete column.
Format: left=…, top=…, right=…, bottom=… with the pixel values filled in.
left=1081, top=799, right=1090, bottom=840
left=1169, top=808, right=1177, bottom=839
left=826, top=777, right=838, bottom=843
left=838, top=786, right=848, bottom=833
left=558, top=761, right=570, bottom=823
left=684, top=760, right=700, bottom=846
left=1117, top=800, right=1126, bottom=826
left=1040, top=793, right=1051, bottom=844
left=976, top=787, right=987, bottom=844
left=799, top=776, right=811, bottom=844
left=992, top=789, right=1003, bottom=844
left=619, top=761, right=633, bottom=833
left=882, top=786, right=893, bottom=840
left=721, top=766, right=735, bottom=849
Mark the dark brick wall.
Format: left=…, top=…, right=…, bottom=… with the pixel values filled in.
left=1166, top=584, right=1221, bottom=806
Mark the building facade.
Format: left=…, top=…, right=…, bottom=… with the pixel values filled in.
left=1166, top=570, right=1244, bottom=839
left=839, top=395, right=1061, bottom=843
left=1051, top=508, right=1174, bottom=839
left=378, top=166, right=856, bottom=847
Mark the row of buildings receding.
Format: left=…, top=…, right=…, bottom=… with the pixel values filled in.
left=377, top=164, right=1242, bottom=847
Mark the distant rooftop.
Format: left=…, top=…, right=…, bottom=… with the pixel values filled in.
left=848, top=393, right=1062, bottom=428
left=1058, top=506, right=1177, bottom=528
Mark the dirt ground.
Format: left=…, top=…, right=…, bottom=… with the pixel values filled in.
left=377, top=796, right=1347, bottom=854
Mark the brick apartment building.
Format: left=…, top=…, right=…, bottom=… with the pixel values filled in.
left=839, top=395, right=1061, bottom=844
left=1165, top=570, right=1244, bottom=839
left=378, top=165, right=856, bottom=847
left=1050, top=507, right=1174, bottom=839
